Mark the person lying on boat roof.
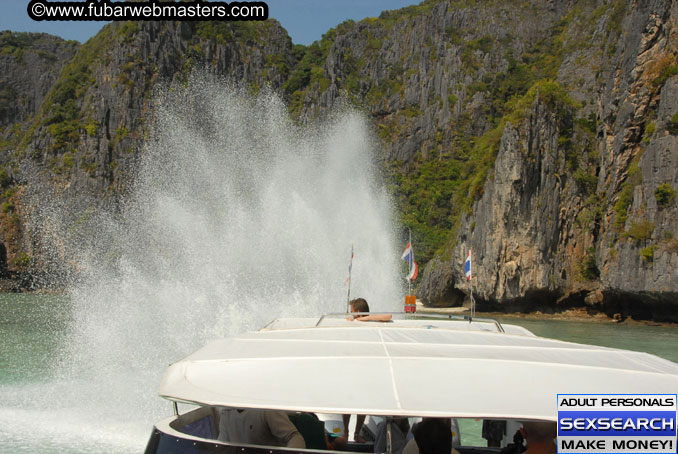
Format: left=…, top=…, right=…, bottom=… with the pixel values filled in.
left=217, top=408, right=305, bottom=449
left=347, top=298, right=392, bottom=322
left=403, top=418, right=461, bottom=454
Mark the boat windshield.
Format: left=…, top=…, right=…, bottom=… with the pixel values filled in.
left=261, top=313, right=506, bottom=333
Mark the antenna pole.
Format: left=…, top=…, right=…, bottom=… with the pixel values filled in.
left=346, top=244, right=354, bottom=313
left=407, top=229, right=412, bottom=295
left=467, top=249, right=475, bottom=321
left=470, top=279, right=475, bottom=320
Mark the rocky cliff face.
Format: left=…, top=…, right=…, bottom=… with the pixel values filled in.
left=0, top=20, right=296, bottom=275
left=21, top=20, right=295, bottom=196
left=0, top=32, right=78, bottom=128
left=449, top=99, right=577, bottom=306
left=0, top=32, right=78, bottom=272
left=282, top=0, right=678, bottom=321
left=418, top=0, right=678, bottom=322
left=284, top=0, right=571, bottom=263
left=1, top=1, right=677, bottom=320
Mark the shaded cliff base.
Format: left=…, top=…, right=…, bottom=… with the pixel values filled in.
left=419, top=288, right=678, bottom=325
left=419, top=305, right=677, bottom=327
left=0, top=271, right=66, bottom=293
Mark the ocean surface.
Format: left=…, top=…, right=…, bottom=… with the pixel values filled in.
left=1, top=293, right=677, bottom=453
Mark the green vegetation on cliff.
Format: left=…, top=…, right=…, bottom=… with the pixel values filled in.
left=394, top=32, right=578, bottom=264
left=21, top=25, right=114, bottom=158
left=276, top=1, right=590, bottom=267
left=0, top=31, right=66, bottom=62
left=655, top=183, right=676, bottom=207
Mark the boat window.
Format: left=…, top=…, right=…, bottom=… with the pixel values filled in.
left=169, top=405, right=219, bottom=439
left=180, top=414, right=216, bottom=439
left=457, top=419, right=523, bottom=449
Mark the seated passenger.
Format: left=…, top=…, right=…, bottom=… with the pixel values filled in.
left=328, top=432, right=348, bottom=450
left=289, top=412, right=347, bottom=450
left=403, top=418, right=460, bottom=454
left=218, top=408, right=305, bottom=448
left=520, top=421, right=556, bottom=454
left=500, top=425, right=527, bottom=454
left=374, top=417, right=411, bottom=454
left=482, top=420, right=506, bottom=447
left=342, top=413, right=367, bottom=443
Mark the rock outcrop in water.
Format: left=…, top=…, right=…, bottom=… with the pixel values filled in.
left=1, top=1, right=677, bottom=321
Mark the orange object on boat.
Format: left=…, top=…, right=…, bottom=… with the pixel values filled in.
left=404, top=295, right=416, bottom=313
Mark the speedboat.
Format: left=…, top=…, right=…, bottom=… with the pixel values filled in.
left=144, top=313, right=678, bottom=454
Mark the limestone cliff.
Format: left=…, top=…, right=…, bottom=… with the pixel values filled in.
left=0, top=20, right=296, bottom=276
left=285, top=0, right=678, bottom=321
left=417, top=0, right=678, bottom=322
left=0, top=31, right=78, bottom=272
left=20, top=20, right=294, bottom=195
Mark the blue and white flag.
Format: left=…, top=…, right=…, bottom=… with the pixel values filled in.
left=401, top=242, right=418, bottom=281
left=464, top=250, right=472, bottom=281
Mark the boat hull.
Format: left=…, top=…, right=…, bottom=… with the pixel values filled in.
left=145, top=426, right=294, bottom=454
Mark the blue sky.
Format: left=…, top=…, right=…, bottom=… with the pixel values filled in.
left=0, top=0, right=423, bottom=45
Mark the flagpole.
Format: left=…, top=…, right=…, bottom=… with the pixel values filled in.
left=401, top=232, right=418, bottom=313
left=471, top=250, right=475, bottom=319
left=407, top=229, right=412, bottom=296
left=346, top=244, right=354, bottom=313
left=470, top=251, right=475, bottom=320
left=465, top=249, right=475, bottom=321
left=470, top=279, right=475, bottom=320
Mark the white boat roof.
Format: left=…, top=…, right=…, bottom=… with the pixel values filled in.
left=158, top=315, right=678, bottom=421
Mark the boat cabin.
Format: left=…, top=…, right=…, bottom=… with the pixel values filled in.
left=145, top=314, right=678, bottom=454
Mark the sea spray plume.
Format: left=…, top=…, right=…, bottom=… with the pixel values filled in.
left=10, top=71, right=403, bottom=451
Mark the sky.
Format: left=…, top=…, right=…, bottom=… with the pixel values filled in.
left=0, top=0, right=423, bottom=45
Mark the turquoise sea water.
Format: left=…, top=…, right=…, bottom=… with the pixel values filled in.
left=495, top=316, right=678, bottom=363
left=0, top=293, right=71, bottom=385
left=456, top=316, right=678, bottom=446
left=1, top=294, right=677, bottom=452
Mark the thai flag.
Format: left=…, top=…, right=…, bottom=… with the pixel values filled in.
left=464, top=250, right=472, bottom=281
left=401, top=242, right=418, bottom=281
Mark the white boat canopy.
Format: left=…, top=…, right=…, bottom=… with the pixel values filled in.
left=158, top=316, right=678, bottom=422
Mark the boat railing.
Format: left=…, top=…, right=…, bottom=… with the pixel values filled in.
left=315, top=312, right=505, bottom=333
